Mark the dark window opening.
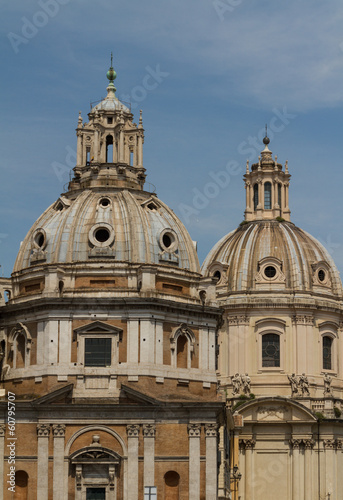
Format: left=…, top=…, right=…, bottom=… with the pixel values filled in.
left=85, top=338, right=111, bottom=367
left=147, top=202, right=157, bottom=210
left=213, top=270, right=221, bottom=282
left=106, top=135, right=113, bottom=163
left=86, top=148, right=91, bottom=165
left=278, top=183, right=282, bottom=207
left=264, top=182, right=272, bottom=209
left=99, top=198, right=110, bottom=208
left=107, top=117, right=113, bottom=124
left=35, top=232, right=45, bottom=248
left=264, top=266, right=277, bottom=278
left=323, top=336, right=332, bottom=370
left=86, top=488, right=106, bottom=500
left=318, top=269, right=326, bottom=282
left=253, top=184, right=259, bottom=210
left=163, top=233, right=172, bottom=248
left=95, top=228, right=110, bottom=243
left=262, top=333, right=280, bottom=367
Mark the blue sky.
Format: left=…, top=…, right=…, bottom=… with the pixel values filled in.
left=1, top=0, right=343, bottom=277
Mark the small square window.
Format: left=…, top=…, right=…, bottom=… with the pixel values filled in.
left=85, top=338, right=111, bottom=367
left=144, top=486, right=157, bottom=500
left=107, top=117, right=113, bottom=124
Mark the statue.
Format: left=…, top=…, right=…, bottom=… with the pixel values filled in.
left=287, top=373, right=299, bottom=396
left=323, top=373, right=332, bottom=396
left=231, top=373, right=241, bottom=396
left=241, top=373, right=251, bottom=396
left=299, top=373, right=310, bottom=397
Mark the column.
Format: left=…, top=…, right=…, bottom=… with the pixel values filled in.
left=76, top=132, right=82, bottom=166
left=37, top=424, right=50, bottom=500
left=53, top=424, right=66, bottom=500
left=244, top=439, right=255, bottom=500
left=324, top=439, right=335, bottom=500
left=188, top=423, right=201, bottom=500
left=143, top=424, right=155, bottom=489
left=304, top=439, right=314, bottom=500
left=94, top=130, right=99, bottom=162
left=127, top=424, right=140, bottom=500
left=290, top=439, right=301, bottom=500
left=137, top=131, right=143, bottom=168
left=205, top=424, right=218, bottom=499
left=119, top=125, right=124, bottom=163
left=0, top=425, right=5, bottom=496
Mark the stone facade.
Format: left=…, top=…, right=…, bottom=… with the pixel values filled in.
left=1, top=60, right=343, bottom=500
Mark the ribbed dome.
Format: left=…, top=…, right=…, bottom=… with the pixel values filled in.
left=202, top=220, right=342, bottom=297
left=14, top=189, right=200, bottom=273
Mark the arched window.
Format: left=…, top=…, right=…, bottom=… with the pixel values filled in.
left=15, top=470, right=28, bottom=500
left=164, top=471, right=180, bottom=500
left=323, top=336, right=333, bottom=370
left=264, top=182, right=272, bottom=209
left=253, top=184, right=259, bottom=210
left=106, top=135, right=113, bottom=163
left=16, top=334, right=26, bottom=369
left=262, top=333, right=280, bottom=367
left=177, top=335, right=188, bottom=369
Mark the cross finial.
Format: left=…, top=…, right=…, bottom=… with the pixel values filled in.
left=265, top=124, right=268, bottom=137
left=111, top=51, right=113, bottom=67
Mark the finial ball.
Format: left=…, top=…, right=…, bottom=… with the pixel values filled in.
left=263, top=136, right=270, bottom=145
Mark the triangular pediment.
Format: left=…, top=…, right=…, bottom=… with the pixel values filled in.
left=74, top=321, right=123, bottom=335
left=31, top=383, right=73, bottom=406
left=120, top=384, right=162, bottom=406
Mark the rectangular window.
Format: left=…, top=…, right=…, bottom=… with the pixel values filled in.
left=85, top=338, right=111, bottom=367
left=144, top=486, right=157, bottom=500
left=130, top=151, right=134, bottom=166
left=86, top=488, right=106, bottom=500
left=107, top=117, right=113, bottom=124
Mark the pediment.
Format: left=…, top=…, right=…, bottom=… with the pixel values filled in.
left=236, top=397, right=316, bottom=423
left=120, top=384, right=162, bottom=406
left=31, top=383, right=73, bottom=406
left=74, top=321, right=123, bottom=335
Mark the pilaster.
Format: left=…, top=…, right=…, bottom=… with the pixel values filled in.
left=53, top=424, right=66, bottom=500
left=127, top=424, right=140, bottom=500
left=37, top=424, right=50, bottom=500
left=188, top=423, right=201, bottom=500
left=143, top=424, right=155, bottom=489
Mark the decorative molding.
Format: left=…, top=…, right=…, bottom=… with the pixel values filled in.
left=323, top=439, right=336, bottom=450
left=289, top=439, right=301, bottom=449
left=143, top=424, right=156, bottom=438
left=52, top=424, right=66, bottom=437
left=37, top=424, right=50, bottom=437
left=228, top=315, right=248, bottom=326
left=205, top=423, right=218, bottom=438
left=0, top=424, right=5, bottom=437
left=304, top=439, right=315, bottom=450
left=126, top=424, right=140, bottom=438
left=188, top=423, right=201, bottom=438
left=292, top=315, right=314, bottom=326
left=239, top=439, right=256, bottom=450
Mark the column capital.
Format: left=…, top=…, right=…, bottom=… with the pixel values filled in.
left=304, top=439, right=315, bottom=449
left=37, top=424, right=50, bottom=437
left=143, top=424, right=156, bottom=438
left=205, top=423, right=218, bottom=438
left=188, top=423, right=201, bottom=438
left=52, top=424, right=66, bottom=437
left=0, top=424, right=5, bottom=437
left=289, top=438, right=301, bottom=449
left=127, top=424, right=140, bottom=438
left=239, top=438, right=256, bottom=449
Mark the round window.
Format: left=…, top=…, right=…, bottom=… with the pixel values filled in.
left=264, top=266, right=277, bottom=278
left=160, top=229, right=178, bottom=252
left=95, top=228, right=110, bottom=243
left=318, top=269, right=326, bottom=282
left=88, top=223, right=115, bottom=248
left=33, top=229, right=46, bottom=250
left=99, top=198, right=110, bottom=208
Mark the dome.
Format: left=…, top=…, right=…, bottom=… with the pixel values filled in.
left=91, top=95, right=130, bottom=113
left=14, top=189, right=200, bottom=273
left=202, top=220, right=342, bottom=297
